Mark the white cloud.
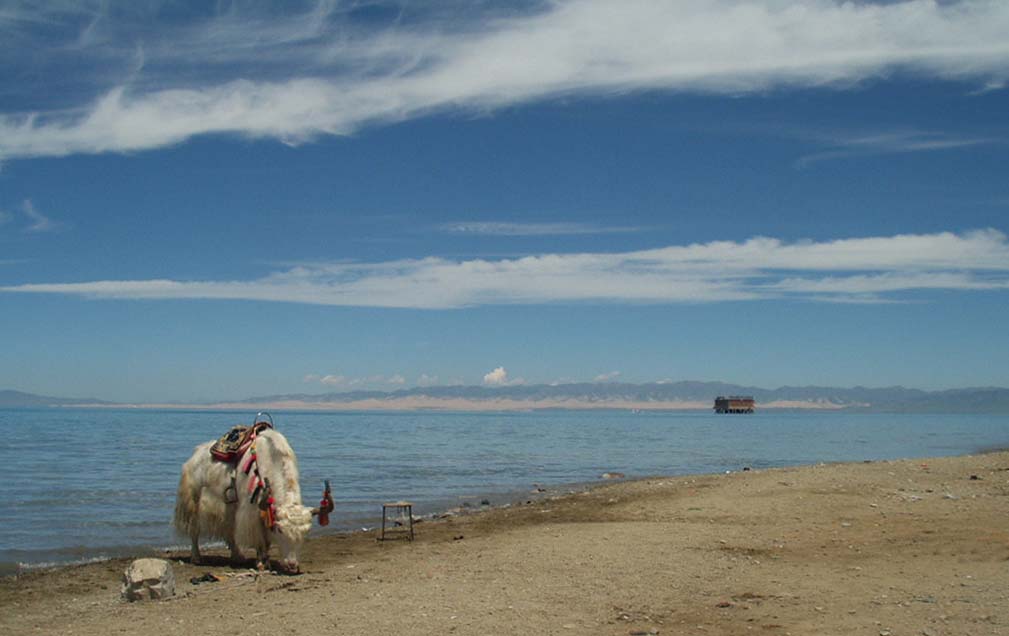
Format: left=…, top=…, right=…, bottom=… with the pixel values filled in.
left=387, top=374, right=406, bottom=385
left=319, top=374, right=346, bottom=386
left=480, top=369, right=516, bottom=389
left=21, top=200, right=60, bottom=233
left=483, top=367, right=525, bottom=387
left=594, top=371, right=622, bottom=382
left=417, top=373, right=440, bottom=387
left=308, top=372, right=408, bottom=389
left=4, top=229, right=1009, bottom=306
left=3, top=1, right=1009, bottom=159
left=795, top=129, right=1001, bottom=168
left=483, top=367, right=509, bottom=386
left=441, top=221, right=640, bottom=236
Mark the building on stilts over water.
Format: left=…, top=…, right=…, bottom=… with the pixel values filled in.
left=714, top=395, right=755, bottom=414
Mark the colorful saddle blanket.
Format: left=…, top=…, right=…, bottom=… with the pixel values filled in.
left=209, top=421, right=272, bottom=463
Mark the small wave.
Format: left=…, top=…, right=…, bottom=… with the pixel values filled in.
left=11, top=554, right=113, bottom=575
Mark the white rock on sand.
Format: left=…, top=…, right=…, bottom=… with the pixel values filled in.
left=121, top=558, right=175, bottom=602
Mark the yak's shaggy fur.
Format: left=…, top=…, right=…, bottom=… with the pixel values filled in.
left=174, top=429, right=312, bottom=571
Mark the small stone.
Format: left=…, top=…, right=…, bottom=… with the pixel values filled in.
left=943, top=493, right=959, bottom=500
left=601, top=472, right=625, bottom=480
left=122, top=558, right=175, bottom=602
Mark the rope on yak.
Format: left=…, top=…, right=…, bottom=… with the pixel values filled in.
left=242, top=439, right=277, bottom=531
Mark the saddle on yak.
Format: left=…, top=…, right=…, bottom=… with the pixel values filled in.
left=209, top=418, right=273, bottom=463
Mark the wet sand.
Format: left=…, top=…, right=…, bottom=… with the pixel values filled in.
left=4, top=451, right=1009, bottom=635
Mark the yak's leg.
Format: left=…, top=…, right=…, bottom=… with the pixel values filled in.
left=226, top=536, right=243, bottom=564
left=225, top=504, right=242, bottom=565
left=255, top=544, right=269, bottom=571
left=255, top=529, right=271, bottom=571
left=189, top=528, right=202, bottom=565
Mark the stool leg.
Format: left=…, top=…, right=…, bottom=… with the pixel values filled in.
left=381, top=506, right=386, bottom=541
left=407, top=505, right=414, bottom=541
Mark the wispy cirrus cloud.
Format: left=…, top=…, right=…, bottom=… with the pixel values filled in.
left=795, top=129, right=1002, bottom=168
left=2, top=1, right=1009, bottom=160
left=22, top=199, right=60, bottom=233
left=441, top=221, right=640, bottom=236
left=0, top=199, right=62, bottom=233
left=3, top=229, right=1008, bottom=307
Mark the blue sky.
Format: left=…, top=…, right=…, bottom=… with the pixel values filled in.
left=2, top=0, right=1008, bottom=402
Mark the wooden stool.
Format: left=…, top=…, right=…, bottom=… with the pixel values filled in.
left=381, top=501, right=414, bottom=541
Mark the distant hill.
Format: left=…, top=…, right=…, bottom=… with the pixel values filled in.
left=238, top=381, right=1009, bottom=414
left=0, top=389, right=113, bottom=408
left=3, top=383, right=1009, bottom=413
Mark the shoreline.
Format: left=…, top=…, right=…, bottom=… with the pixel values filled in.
left=5, top=442, right=1007, bottom=577
left=6, top=450, right=1009, bottom=635
left=1, top=478, right=594, bottom=578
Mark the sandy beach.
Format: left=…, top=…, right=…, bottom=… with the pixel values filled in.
left=4, top=451, right=1008, bottom=636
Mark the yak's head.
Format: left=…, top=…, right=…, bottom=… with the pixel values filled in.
left=272, top=503, right=313, bottom=573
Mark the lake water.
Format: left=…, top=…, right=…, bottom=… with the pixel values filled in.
left=2, top=407, right=1008, bottom=574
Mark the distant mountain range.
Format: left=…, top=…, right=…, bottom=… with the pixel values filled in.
left=0, top=389, right=114, bottom=408
left=5, top=381, right=1007, bottom=413
left=236, top=381, right=1009, bottom=413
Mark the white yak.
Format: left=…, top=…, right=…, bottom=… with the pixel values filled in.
left=174, top=428, right=313, bottom=572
